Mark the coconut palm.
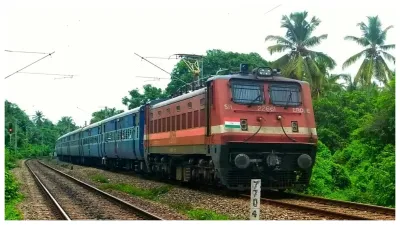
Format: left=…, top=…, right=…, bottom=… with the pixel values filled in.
left=322, top=73, right=348, bottom=94
left=265, top=11, right=336, bottom=97
left=32, top=111, right=44, bottom=126
left=56, top=116, right=77, bottom=134
left=342, top=16, right=395, bottom=86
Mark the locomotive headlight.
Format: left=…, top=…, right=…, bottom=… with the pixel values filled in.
left=234, top=154, right=250, bottom=169
left=297, top=154, right=312, bottom=169
left=257, top=67, right=272, bottom=76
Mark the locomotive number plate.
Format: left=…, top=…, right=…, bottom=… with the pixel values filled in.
left=257, top=105, right=276, bottom=112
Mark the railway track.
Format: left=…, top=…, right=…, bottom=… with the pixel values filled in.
left=25, top=160, right=71, bottom=220
left=26, top=159, right=163, bottom=220
left=242, top=191, right=395, bottom=220
left=41, top=159, right=395, bottom=220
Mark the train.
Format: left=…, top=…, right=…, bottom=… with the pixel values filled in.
left=55, top=64, right=318, bottom=191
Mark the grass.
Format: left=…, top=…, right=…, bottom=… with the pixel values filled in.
left=99, top=183, right=172, bottom=200
left=168, top=202, right=230, bottom=220
left=5, top=169, right=23, bottom=220
left=99, top=181, right=230, bottom=220
left=90, top=174, right=109, bottom=183
left=5, top=199, right=23, bottom=220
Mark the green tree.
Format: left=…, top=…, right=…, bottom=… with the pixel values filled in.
left=122, top=84, right=167, bottom=110
left=342, top=16, right=395, bottom=85
left=5, top=100, right=34, bottom=148
left=165, top=49, right=271, bottom=95
left=265, top=11, right=336, bottom=97
left=90, top=107, right=125, bottom=124
left=56, top=116, right=78, bottom=135
left=32, top=111, right=44, bottom=126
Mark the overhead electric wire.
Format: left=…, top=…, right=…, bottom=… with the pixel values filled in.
left=265, top=4, right=282, bottom=14
left=136, top=76, right=170, bottom=79
left=4, top=51, right=55, bottom=79
left=134, top=52, right=189, bottom=85
left=18, top=72, right=78, bottom=77
left=142, top=56, right=172, bottom=59
left=5, top=50, right=49, bottom=54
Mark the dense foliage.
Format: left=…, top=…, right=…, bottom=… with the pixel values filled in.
left=307, top=79, right=395, bottom=207
left=5, top=148, right=22, bottom=220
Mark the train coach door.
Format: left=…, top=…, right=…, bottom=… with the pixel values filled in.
left=114, top=120, right=118, bottom=158
left=78, top=132, right=83, bottom=163
left=116, top=118, right=123, bottom=158
left=101, top=124, right=106, bottom=158
left=132, top=113, right=137, bottom=159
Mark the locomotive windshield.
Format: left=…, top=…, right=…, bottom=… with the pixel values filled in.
left=230, top=81, right=264, bottom=105
left=269, top=83, right=301, bottom=107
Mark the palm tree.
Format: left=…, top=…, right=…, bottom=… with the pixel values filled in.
left=342, top=16, right=395, bottom=86
left=57, top=116, right=77, bottom=134
left=265, top=11, right=336, bottom=97
left=321, top=73, right=348, bottom=94
left=33, top=111, right=44, bottom=126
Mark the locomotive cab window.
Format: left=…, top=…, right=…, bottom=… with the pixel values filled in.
left=269, top=83, right=301, bottom=107
left=230, top=80, right=264, bottom=105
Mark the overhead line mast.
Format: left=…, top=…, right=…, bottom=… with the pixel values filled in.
left=170, top=53, right=204, bottom=88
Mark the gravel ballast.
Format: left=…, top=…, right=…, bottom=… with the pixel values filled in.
left=42, top=158, right=334, bottom=220
left=12, top=160, right=61, bottom=220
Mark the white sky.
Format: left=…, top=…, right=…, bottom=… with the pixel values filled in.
left=1, top=0, right=397, bottom=127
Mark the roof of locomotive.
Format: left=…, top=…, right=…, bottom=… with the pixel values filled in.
left=151, top=88, right=206, bottom=109
left=206, top=73, right=309, bottom=84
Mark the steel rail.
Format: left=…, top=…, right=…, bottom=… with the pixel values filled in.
left=282, top=192, right=395, bottom=217
left=25, top=159, right=71, bottom=220
left=241, top=194, right=369, bottom=220
left=37, top=160, right=163, bottom=220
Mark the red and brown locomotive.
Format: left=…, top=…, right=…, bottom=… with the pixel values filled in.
left=144, top=64, right=317, bottom=191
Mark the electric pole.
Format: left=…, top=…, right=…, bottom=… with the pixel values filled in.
left=14, top=119, right=17, bottom=152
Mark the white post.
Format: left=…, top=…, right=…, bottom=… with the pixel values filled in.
left=250, top=179, right=261, bottom=220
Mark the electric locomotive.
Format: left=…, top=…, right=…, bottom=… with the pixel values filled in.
left=144, top=64, right=317, bottom=190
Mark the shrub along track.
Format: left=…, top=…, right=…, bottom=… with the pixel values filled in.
left=26, top=160, right=163, bottom=220
left=242, top=191, right=395, bottom=220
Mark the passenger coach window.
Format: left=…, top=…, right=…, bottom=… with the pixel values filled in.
left=230, top=81, right=264, bottom=105
left=269, top=83, right=301, bottom=107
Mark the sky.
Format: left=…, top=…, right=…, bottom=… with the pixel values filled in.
left=1, top=0, right=397, bottom=127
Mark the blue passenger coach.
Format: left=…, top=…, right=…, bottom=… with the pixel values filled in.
left=55, top=105, right=147, bottom=170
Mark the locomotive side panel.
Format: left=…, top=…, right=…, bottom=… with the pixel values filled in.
left=146, top=89, right=209, bottom=180
left=148, top=96, right=206, bottom=153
